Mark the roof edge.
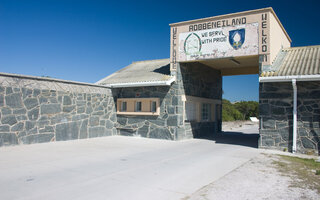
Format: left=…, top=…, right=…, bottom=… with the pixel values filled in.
left=106, top=76, right=176, bottom=88
left=259, top=75, right=320, bottom=82
left=131, top=58, right=169, bottom=64
left=169, top=7, right=291, bottom=43
left=283, top=45, right=320, bottom=51
left=169, top=7, right=273, bottom=26
left=268, top=8, right=291, bottom=43
left=96, top=58, right=170, bottom=85
left=0, top=72, right=110, bottom=89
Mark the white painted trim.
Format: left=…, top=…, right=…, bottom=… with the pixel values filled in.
left=292, top=79, right=297, bottom=153
left=107, top=76, right=176, bottom=88
left=260, top=75, right=301, bottom=154
left=0, top=72, right=111, bottom=88
left=259, top=75, right=320, bottom=82
left=117, top=112, right=160, bottom=116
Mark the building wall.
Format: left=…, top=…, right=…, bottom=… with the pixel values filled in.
left=112, top=85, right=183, bottom=140
left=170, top=8, right=291, bottom=72
left=112, top=62, right=222, bottom=140
left=269, top=13, right=291, bottom=64
left=0, top=74, right=117, bottom=147
left=180, top=62, right=222, bottom=139
left=180, top=62, right=222, bottom=99
left=259, top=81, right=320, bottom=154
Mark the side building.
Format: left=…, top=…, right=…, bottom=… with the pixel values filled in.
left=260, top=46, right=320, bottom=154
left=96, top=59, right=222, bottom=140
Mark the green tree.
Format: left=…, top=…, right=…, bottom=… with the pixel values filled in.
left=234, top=101, right=259, bottom=120
left=222, top=99, right=259, bottom=121
left=222, top=99, right=244, bottom=121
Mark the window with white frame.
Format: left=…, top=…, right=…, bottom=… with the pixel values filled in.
left=201, top=103, right=211, bottom=121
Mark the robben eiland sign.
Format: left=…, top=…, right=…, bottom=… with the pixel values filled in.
left=179, top=23, right=258, bottom=61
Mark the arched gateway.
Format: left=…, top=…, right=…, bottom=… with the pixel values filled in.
left=98, top=7, right=320, bottom=154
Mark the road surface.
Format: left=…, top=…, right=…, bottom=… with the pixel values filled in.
left=0, top=130, right=260, bottom=200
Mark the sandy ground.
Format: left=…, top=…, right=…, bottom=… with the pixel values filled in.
left=185, top=153, right=319, bottom=200
left=222, top=120, right=259, bottom=133
left=186, top=121, right=320, bottom=200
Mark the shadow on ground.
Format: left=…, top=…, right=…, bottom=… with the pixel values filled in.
left=196, top=131, right=260, bottom=148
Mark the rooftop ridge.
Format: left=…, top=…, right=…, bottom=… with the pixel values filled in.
left=169, top=7, right=273, bottom=26
left=283, top=45, right=320, bottom=51
left=131, top=58, right=170, bottom=64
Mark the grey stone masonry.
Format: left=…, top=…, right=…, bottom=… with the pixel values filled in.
left=113, top=86, right=177, bottom=140
left=0, top=74, right=117, bottom=147
left=180, top=62, right=222, bottom=100
left=179, top=62, right=222, bottom=138
left=259, top=81, right=320, bottom=154
left=113, top=62, right=222, bottom=140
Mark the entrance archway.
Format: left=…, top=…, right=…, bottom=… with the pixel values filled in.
left=179, top=55, right=260, bottom=147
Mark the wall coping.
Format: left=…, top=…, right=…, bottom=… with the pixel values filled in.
left=259, top=75, right=320, bottom=82
left=0, top=72, right=110, bottom=89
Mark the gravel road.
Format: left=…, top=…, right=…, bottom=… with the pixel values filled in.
left=186, top=153, right=319, bottom=200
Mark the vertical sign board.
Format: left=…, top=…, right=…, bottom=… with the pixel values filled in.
left=178, top=23, right=259, bottom=61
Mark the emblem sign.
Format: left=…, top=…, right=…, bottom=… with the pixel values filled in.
left=229, top=29, right=245, bottom=50
left=184, top=33, right=202, bottom=55
left=179, top=23, right=258, bottom=61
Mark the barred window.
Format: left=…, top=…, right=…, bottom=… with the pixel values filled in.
left=201, top=103, right=211, bottom=121
left=151, top=101, right=157, bottom=112
left=121, top=101, right=127, bottom=112
left=135, top=101, right=142, bottom=112
left=116, top=98, right=160, bottom=116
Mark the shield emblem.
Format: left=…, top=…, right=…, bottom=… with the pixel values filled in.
left=229, top=29, right=245, bottom=50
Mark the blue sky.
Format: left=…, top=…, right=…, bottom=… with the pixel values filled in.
left=0, top=0, right=319, bottom=102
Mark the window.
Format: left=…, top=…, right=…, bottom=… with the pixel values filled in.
left=183, top=95, right=221, bottom=122
left=135, top=101, right=142, bottom=112
left=116, top=98, right=160, bottom=116
left=121, top=101, right=127, bottom=112
left=185, top=102, right=197, bottom=121
left=201, top=103, right=211, bottom=121
left=151, top=101, right=157, bottom=112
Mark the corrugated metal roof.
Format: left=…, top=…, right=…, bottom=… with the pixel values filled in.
left=96, top=58, right=172, bottom=85
left=261, top=45, right=320, bottom=77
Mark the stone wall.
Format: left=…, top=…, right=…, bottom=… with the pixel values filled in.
left=0, top=74, right=117, bottom=147
left=180, top=62, right=222, bottom=99
left=112, top=84, right=184, bottom=140
left=112, top=62, right=222, bottom=140
left=259, top=81, right=320, bottom=154
left=180, top=62, right=222, bottom=138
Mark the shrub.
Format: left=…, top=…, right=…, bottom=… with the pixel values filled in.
left=222, top=99, right=258, bottom=121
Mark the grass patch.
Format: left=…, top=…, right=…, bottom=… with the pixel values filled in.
left=273, top=155, right=320, bottom=193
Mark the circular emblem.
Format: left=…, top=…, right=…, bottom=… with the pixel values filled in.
left=184, top=33, right=202, bottom=55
